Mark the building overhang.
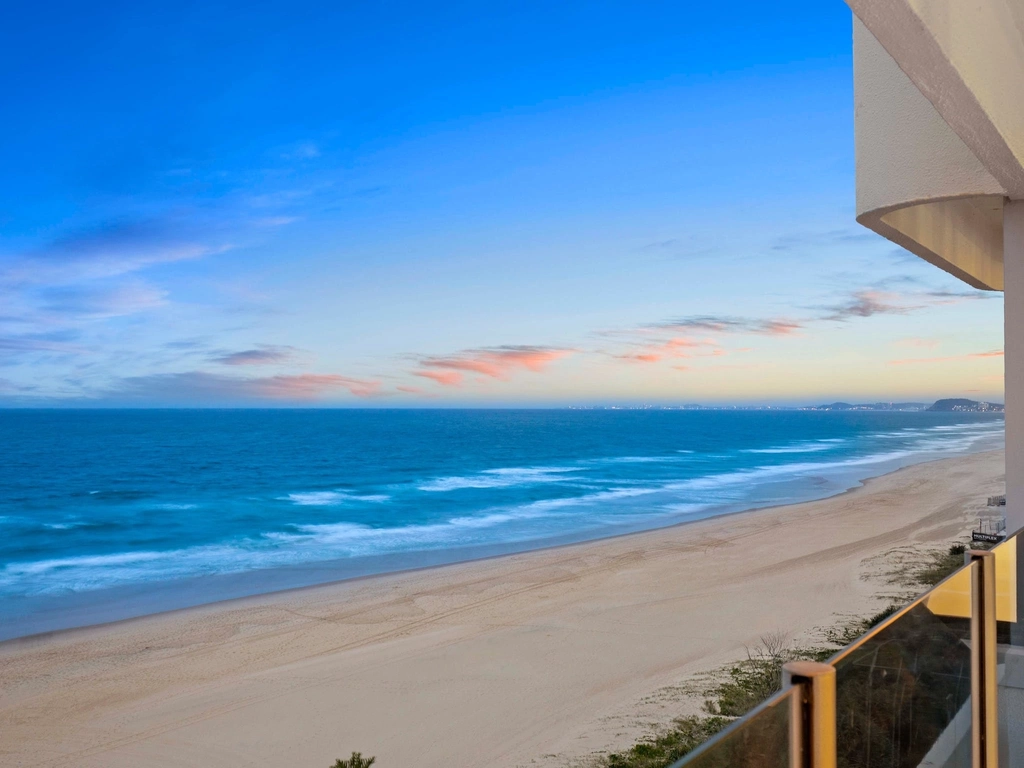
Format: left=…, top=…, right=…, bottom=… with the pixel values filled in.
left=847, top=0, right=1024, bottom=291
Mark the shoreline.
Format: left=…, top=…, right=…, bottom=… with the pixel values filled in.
left=0, top=449, right=1005, bottom=768
left=0, top=454, right=948, bottom=648
left=0, top=438, right=1005, bottom=643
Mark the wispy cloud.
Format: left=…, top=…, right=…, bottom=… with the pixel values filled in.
left=600, top=281, right=991, bottom=370
left=639, top=238, right=680, bottom=251
left=211, top=345, right=307, bottom=366
left=251, top=373, right=380, bottom=398
left=163, top=339, right=209, bottom=351
left=888, top=350, right=1004, bottom=366
left=0, top=377, right=38, bottom=394
left=0, top=216, right=232, bottom=355
left=819, top=290, right=916, bottom=321
left=771, top=228, right=879, bottom=252
left=0, top=213, right=253, bottom=371
left=924, top=289, right=997, bottom=302
left=819, top=287, right=993, bottom=323
left=282, top=141, right=321, bottom=160
left=652, top=315, right=803, bottom=336
left=637, top=286, right=991, bottom=352
left=114, top=371, right=382, bottom=402
left=413, top=346, right=572, bottom=387
left=592, top=312, right=800, bottom=370
left=0, top=331, right=88, bottom=361
left=253, top=216, right=300, bottom=228
left=1, top=218, right=230, bottom=288
left=37, top=281, right=167, bottom=319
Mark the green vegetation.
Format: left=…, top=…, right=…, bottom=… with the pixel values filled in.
left=604, top=716, right=730, bottom=768
left=331, top=753, right=376, bottom=768
left=703, top=631, right=802, bottom=717
left=916, top=541, right=971, bottom=587
left=598, top=633, right=804, bottom=768
left=824, top=603, right=902, bottom=646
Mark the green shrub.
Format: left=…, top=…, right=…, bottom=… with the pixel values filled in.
left=917, top=542, right=970, bottom=586
left=331, top=753, right=375, bottom=768
left=604, top=716, right=730, bottom=768
left=704, top=632, right=794, bottom=717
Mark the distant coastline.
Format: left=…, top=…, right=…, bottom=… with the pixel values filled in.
left=569, top=397, right=1004, bottom=412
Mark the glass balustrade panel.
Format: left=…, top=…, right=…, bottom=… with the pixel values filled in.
left=991, top=529, right=1024, bottom=767
left=670, top=687, right=793, bottom=768
left=830, top=562, right=975, bottom=768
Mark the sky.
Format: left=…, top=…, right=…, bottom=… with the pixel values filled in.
left=0, top=1, right=1005, bottom=407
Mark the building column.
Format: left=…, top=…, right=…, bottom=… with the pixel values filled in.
left=1006, top=200, right=1024, bottom=533
left=1004, top=205, right=1024, bottom=768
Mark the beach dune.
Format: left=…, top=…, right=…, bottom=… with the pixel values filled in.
left=0, top=450, right=1005, bottom=768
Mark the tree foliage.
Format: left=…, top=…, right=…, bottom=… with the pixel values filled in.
left=331, top=753, right=376, bottom=768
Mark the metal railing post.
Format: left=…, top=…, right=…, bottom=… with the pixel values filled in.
left=783, top=661, right=836, bottom=768
left=969, top=549, right=999, bottom=768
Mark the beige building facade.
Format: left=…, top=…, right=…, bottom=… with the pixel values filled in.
left=846, top=0, right=1023, bottom=530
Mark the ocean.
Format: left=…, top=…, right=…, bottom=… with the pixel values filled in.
left=0, top=409, right=1005, bottom=640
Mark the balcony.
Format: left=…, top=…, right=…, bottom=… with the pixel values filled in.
left=671, top=529, right=1022, bottom=768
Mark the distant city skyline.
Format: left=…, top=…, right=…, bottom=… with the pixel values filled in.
left=0, top=1, right=1004, bottom=406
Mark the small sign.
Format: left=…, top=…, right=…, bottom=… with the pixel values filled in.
left=972, top=531, right=1005, bottom=543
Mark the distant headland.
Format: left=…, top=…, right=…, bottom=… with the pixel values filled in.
left=805, top=399, right=1003, bottom=413
left=925, top=398, right=1005, bottom=413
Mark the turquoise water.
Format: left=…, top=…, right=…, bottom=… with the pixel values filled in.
left=0, top=409, right=1004, bottom=639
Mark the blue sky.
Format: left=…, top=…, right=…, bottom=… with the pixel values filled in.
left=0, top=1, right=1004, bottom=405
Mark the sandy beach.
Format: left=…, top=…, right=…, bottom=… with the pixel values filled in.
left=0, top=449, right=1005, bottom=768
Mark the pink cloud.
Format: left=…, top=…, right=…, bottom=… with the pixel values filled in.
left=888, top=350, right=1004, bottom=366
left=414, top=346, right=572, bottom=386
left=620, top=352, right=665, bottom=363
left=414, top=369, right=464, bottom=387
left=758, top=320, right=803, bottom=336
left=249, top=374, right=382, bottom=399
left=614, top=337, right=721, bottom=364
left=396, top=385, right=426, bottom=394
